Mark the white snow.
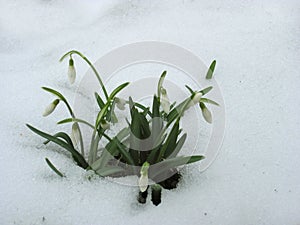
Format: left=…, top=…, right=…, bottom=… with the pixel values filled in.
left=1, top=0, right=300, bottom=224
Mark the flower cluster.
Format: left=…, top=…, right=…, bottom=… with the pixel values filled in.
left=27, top=50, right=218, bottom=206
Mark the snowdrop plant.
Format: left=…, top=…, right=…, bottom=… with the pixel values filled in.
left=27, top=50, right=218, bottom=206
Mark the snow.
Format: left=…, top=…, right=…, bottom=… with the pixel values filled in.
left=1, top=0, right=300, bottom=224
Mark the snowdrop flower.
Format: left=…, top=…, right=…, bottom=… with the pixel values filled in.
left=100, top=120, right=110, bottom=130
left=160, top=88, right=170, bottom=114
left=115, top=97, right=126, bottom=110
left=200, top=102, right=212, bottom=123
left=71, top=123, right=80, bottom=146
left=139, top=162, right=150, bottom=192
left=68, top=57, right=76, bottom=84
left=42, top=99, right=59, bottom=117
left=186, top=92, right=203, bottom=109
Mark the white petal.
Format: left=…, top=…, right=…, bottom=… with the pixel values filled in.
left=68, top=65, right=76, bottom=84
left=71, top=123, right=80, bottom=146
left=42, top=100, right=59, bottom=117
left=100, top=120, right=110, bottom=130
left=202, top=106, right=212, bottom=123
left=115, top=97, right=126, bottom=110
left=192, top=92, right=202, bottom=104
left=161, top=88, right=170, bottom=114
left=138, top=174, right=148, bottom=192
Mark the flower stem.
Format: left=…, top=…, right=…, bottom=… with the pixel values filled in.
left=60, top=50, right=109, bottom=100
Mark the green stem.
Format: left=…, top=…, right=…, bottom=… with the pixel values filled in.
left=61, top=100, right=85, bottom=156
left=60, top=50, right=109, bottom=100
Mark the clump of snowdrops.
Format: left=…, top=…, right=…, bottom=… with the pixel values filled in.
left=27, top=50, right=218, bottom=205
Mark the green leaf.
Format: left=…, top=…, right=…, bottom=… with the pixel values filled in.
left=116, top=140, right=135, bottom=165
left=95, top=102, right=110, bottom=128
left=200, top=98, right=219, bottom=106
left=26, top=124, right=89, bottom=169
left=106, top=98, right=118, bottom=123
left=43, top=131, right=75, bottom=147
left=146, top=133, right=167, bottom=164
left=109, top=82, right=129, bottom=100
left=185, top=85, right=194, bottom=94
left=206, top=60, right=216, bottom=79
left=157, top=120, right=180, bottom=161
left=134, top=102, right=153, bottom=117
left=45, top=158, right=65, bottom=177
left=149, top=155, right=205, bottom=179
left=151, top=95, right=163, bottom=143
left=166, top=98, right=191, bottom=126
left=168, top=133, right=187, bottom=158
left=95, top=92, right=105, bottom=109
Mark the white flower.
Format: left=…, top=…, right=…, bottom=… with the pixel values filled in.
left=186, top=92, right=203, bottom=110
left=71, top=123, right=80, bottom=146
left=138, top=162, right=150, bottom=192
left=160, top=88, right=170, bottom=114
left=42, top=99, right=59, bottom=117
left=68, top=58, right=76, bottom=84
left=100, top=120, right=110, bottom=130
left=200, top=102, right=212, bottom=123
left=192, top=92, right=202, bottom=104
left=115, top=97, right=126, bottom=110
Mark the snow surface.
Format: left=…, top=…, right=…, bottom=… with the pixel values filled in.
left=1, top=0, right=300, bottom=224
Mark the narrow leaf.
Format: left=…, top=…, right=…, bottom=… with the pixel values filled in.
left=109, top=82, right=129, bottom=100
left=45, top=158, right=65, bottom=177
left=95, top=92, right=105, bottom=109
left=168, top=133, right=187, bottom=158
left=149, top=155, right=205, bottom=179
left=185, top=85, right=194, bottom=94
left=26, top=124, right=89, bottom=169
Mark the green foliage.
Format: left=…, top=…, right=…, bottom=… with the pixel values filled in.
left=27, top=50, right=219, bottom=206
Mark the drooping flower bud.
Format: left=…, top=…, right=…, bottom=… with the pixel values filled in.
left=68, top=57, right=76, bottom=84
left=200, top=102, right=212, bottom=123
left=160, top=88, right=170, bottom=114
left=71, top=122, right=80, bottom=146
left=42, top=99, right=59, bottom=117
left=139, top=162, right=150, bottom=192
left=100, top=120, right=110, bottom=130
left=115, top=97, right=126, bottom=110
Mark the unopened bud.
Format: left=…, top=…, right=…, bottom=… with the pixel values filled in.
left=200, top=102, right=212, bottom=123
left=43, top=99, right=59, bottom=117
left=68, top=58, right=76, bottom=84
